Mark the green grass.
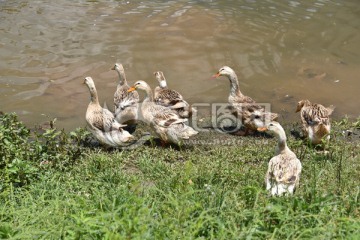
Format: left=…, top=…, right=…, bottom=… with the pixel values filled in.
left=0, top=113, right=359, bottom=239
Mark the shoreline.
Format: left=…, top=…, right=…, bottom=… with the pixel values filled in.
left=1, top=110, right=358, bottom=147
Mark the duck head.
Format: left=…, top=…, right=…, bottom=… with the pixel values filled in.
left=84, top=76, right=96, bottom=91
left=257, top=121, right=286, bottom=138
left=128, top=80, right=149, bottom=92
left=111, top=63, right=124, bottom=72
left=212, top=66, right=235, bottom=78
left=296, top=100, right=311, bottom=112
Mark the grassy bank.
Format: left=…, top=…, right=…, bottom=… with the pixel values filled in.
left=0, top=113, right=359, bottom=239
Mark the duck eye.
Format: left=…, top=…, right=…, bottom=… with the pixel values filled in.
left=254, top=115, right=260, bottom=119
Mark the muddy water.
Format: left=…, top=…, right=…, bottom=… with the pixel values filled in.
left=0, top=0, right=359, bottom=130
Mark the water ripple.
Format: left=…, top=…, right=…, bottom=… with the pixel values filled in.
left=0, top=0, right=359, bottom=129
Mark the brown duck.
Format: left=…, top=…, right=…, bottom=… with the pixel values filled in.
left=154, top=71, right=194, bottom=119
left=296, top=99, right=334, bottom=145
left=258, top=121, right=302, bottom=196
left=112, top=63, right=139, bottom=126
left=213, top=66, right=278, bottom=135
left=128, top=80, right=198, bottom=145
left=84, top=76, right=135, bottom=147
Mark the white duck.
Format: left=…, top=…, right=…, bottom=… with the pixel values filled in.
left=84, top=76, right=135, bottom=147
left=112, top=63, right=139, bottom=126
left=128, top=80, right=198, bottom=145
left=153, top=71, right=193, bottom=118
left=296, top=99, right=334, bottom=145
left=213, top=66, right=278, bottom=134
left=258, top=121, right=302, bottom=196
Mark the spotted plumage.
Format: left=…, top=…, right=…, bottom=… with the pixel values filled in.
left=258, top=121, right=302, bottom=196
left=112, top=63, right=139, bottom=125
left=84, top=76, right=135, bottom=147
left=128, top=80, right=198, bottom=145
left=296, top=99, right=334, bottom=145
left=213, top=66, right=278, bottom=133
left=154, top=71, right=193, bottom=119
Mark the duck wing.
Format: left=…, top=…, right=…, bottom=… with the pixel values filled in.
left=302, top=103, right=331, bottom=126
left=146, top=103, right=187, bottom=127
left=155, top=89, right=185, bottom=107
left=153, top=110, right=188, bottom=127
left=269, top=154, right=301, bottom=185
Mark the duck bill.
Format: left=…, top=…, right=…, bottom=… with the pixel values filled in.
left=257, top=127, right=268, bottom=132
left=111, top=66, right=116, bottom=70
left=127, top=87, right=136, bottom=92
left=212, top=73, right=220, bottom=78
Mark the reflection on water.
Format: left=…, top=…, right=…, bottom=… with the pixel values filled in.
left=0, top=0, right=359, bottom=130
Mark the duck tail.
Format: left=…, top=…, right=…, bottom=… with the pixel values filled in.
left=182, top=125, right=198, bottom=138
left=327, top=105, right=335, bottom=115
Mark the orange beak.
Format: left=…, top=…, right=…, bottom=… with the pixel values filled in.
left=257, top=127, right=268, bottom=132
left=127, top=86, right=136, bottom=92
left=212, top=72, right=221, bottom=78
left=111, top=66, right=115, bottom=70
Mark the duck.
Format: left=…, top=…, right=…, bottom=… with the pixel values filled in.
left=127, top=80, right=198, bottom=145
left=153, top=71, right=194, bottom=118
left=84, top=76, right=135, bottom=147
left=112, top=63, right=140, bottom=127
left=296, top=99, right=334, bottom=145
left=213, top=66, right=278, bottom=135
left=258, top=121, right=302, bottom=196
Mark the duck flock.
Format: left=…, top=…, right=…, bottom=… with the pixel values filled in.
left=84, top=63, right=335, bottom=196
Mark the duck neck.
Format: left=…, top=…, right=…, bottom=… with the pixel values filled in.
left=159, top=80, right=167, bottom=89
left=89, top=88, right=99, bottom=105
left=228, top=72, right=242, bottom=97
left=116, top=69, right=127, bottom=86
left=143, top=86, right=154, bottom=103
left=276, top=130, right=288, bottom=153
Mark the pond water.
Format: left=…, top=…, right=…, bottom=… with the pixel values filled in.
left=1, top=0, right=359, bottom=130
